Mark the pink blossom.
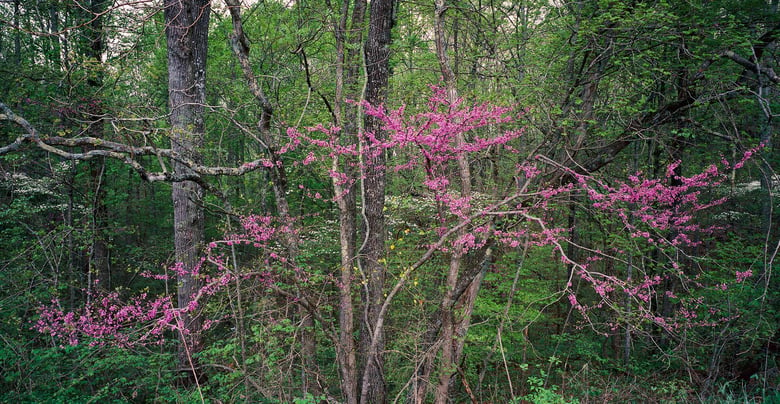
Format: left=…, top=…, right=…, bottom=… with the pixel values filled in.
left=736, top=270, right=753, bottom=283
left=568, top=294, right=580, bottom=309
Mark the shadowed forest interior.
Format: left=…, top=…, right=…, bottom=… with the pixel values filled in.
left=1, top=0, right=780, bottom=402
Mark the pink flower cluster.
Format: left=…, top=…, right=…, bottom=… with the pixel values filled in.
left=577, top=157, right=742, bottom=247
left=32, top=87, right=764, bottom=350
left=33, top=292, right=176, bottom=347
left=33, top=212, right=292, bottom=348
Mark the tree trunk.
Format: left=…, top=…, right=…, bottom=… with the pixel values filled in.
left=432, top=0, right=477, bottom=401
left=359, top=0, right=395, bottom=401
left=332, top=0, right=366, bottom=401
left=12, top=0, right=21, bottom=65
left=164, top=0, right=211, bottom=383
left=758, top=84, right=774, bottom=285
left=88, top=158, right=110, bottom=289
left=86, top=0, right=110, bottom=290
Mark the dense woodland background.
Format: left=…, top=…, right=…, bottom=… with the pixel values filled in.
left=1, top=0, right=780, bottom=402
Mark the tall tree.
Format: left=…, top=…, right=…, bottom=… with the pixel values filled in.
left=432, top=0, right=479, bottom=401
left=164, top=0, right=211, bottom=382
left=84, top=0, right=110, bottom=290
left=359, top=0, right=395, bottom=401
left=330, top=0, right=366, bottom=401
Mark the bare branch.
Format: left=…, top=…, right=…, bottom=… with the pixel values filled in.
left=722, top=50, right=780, bottom=84
left=223, top=0, right=273, bottom=131
left=0, top=101, right=272, bottom=192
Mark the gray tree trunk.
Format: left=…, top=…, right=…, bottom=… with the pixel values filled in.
left=359, top=0, right=394, bottom=401
left=164, top=0, right=211, bottom=383
left=332, top=0, right=366, bottom=401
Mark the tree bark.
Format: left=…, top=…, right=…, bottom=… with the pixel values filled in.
left=164, top=0, right=211, bottom=383
left=431, top=1, right=480, bottom=401
left=332, top=0, right=366, bottom=401
left=359, top=0, right=394, bottom=401
left=86, top=0, right=110, bottom=290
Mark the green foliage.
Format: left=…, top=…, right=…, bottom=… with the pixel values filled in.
left=518, top=372, right=579, bottom=404
left=0, top=341, right=187, bottom=403
left=3, top=0, right=780, bottom=401
left=293, top=393, right=329, bottom=404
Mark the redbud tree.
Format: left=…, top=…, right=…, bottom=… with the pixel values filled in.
left=33, top=86, right=759, bottom=400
